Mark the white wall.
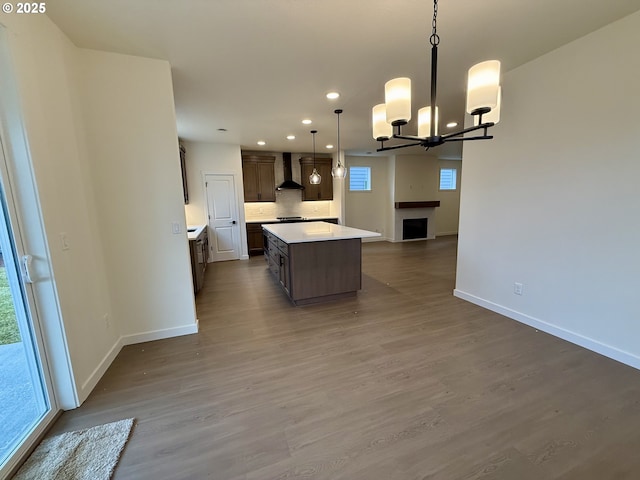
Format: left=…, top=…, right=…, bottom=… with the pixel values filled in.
left=78, top=50, right=197, bottom=348
left=343, top=154, right=460, bottom=241
left=455, top=11, right=640, bottom=369
left=394, top=155, right=462, bottom=236
left=344, top=155, right=390, bottom=239
left=1, top=13, right=198, bottom=406
left=1, top=14, right=117, bottom=405
left=182, top=141, right=248, bottom=258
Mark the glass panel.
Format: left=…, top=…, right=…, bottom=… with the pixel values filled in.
left=439, top=168, right=457, bottom=190
left=0, top=183, right=49, bottom=466
left=349, top=166, right=371, bottom=191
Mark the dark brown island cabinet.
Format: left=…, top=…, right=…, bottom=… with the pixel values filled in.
left=262, top=222, right=379, bottom=305
left=242, top=155, right=276, bottom=202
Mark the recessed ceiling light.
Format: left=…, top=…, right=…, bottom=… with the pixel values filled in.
left=302, top=119, right=312, bottom=125
left=326, top=92, right=340, bottom=100
left=326, top=144, right=334, bottom=149
left=257, top=140, right=266, bottom=146
left=446, top=122, right=458, bottom=128
left=286, top=135, right=295, bottom=140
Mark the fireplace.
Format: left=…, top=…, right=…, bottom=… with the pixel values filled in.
left=403, top=218, right=428, bottom=240
left=393, top=201, right=440, bottom=242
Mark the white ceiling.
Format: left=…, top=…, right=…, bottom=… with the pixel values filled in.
left=47, top=0, right=640, bottom=158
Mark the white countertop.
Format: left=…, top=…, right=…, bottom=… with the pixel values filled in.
left=263, top=221, right=381, bottom=244
left=245, top=216, right=337, bottom=224
left=187, top=225, right=206, bottom=240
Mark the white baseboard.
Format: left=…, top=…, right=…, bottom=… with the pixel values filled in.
left=121, top=320, right=199, bottom=346
left=390, top=235, right=436, bottom=243
left=453, top=289, right=640, bottom=371
left=362, top=236, right=388, bottom=243
left=75, top=320, right=199, bottom=407
left=78, top=336, right=124, bottom=405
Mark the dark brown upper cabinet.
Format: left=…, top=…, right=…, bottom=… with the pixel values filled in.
left=242, top=155, right=276, bottom=202
left=299, top=157, right=333, bottom=201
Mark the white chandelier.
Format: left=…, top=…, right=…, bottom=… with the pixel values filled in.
left=372, top=0, right=502, bottom=152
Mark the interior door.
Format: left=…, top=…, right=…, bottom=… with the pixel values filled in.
left=205, top=174, right=241, bottom=262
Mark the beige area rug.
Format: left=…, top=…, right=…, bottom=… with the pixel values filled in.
left=13, top=418, right=135, bottom=480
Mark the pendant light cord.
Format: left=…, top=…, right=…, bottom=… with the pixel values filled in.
left=430, top=0, right=439, bottom=46
left=312, top=130, right=316, bottom=168
left=335, top=109, right=342, bottom=167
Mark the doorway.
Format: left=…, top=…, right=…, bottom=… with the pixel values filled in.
left=204, top=174, right=241, bottom=262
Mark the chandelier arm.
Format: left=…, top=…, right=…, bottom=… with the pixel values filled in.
left=392, top=133, right=428, bottom=141
left=443, top=135, right=494, bottom=142
left=376, top=141, right=423, bottom=152
left=440, top=122, right=495, bottom=140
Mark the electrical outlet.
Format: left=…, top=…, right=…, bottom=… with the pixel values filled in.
left=171, top=222, right=182, bottom=234
left=514, top=282, right=524, bottom=295
left=103, top=313, right=110, bottom=329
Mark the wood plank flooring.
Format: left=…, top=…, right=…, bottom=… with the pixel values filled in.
left=46, top=237, right=640, bottom=479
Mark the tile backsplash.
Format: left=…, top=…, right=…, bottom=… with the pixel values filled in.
left=245, top=189, right=332, bottom=220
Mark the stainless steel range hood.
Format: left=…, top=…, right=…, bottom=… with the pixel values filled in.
left=276, top=152, right=304, bottom=190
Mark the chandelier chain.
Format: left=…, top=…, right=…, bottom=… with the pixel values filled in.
left=430, top=0, right=440, bottom=46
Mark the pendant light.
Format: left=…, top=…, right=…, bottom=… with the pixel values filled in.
left=371, top=0, right=501, bottom=152
left=309, top=130, right=321, bottom=185
left=331, top=109, right=347, bottom=179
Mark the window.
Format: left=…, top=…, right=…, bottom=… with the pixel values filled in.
left=439, top=168, right=457, bottom=191
left=349, top=166, right=371, bottom=191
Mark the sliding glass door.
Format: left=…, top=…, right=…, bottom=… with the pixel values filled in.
left=0, top=141, right=56, bottom=475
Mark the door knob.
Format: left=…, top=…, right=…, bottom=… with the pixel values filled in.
left=231, top=220, right=237, bottom=224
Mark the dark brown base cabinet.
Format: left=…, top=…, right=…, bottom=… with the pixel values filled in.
left=264, top=230, right=361, bottom=305
left=246, top=223, right=264, bottom=256
left=189, top=228, right=208, bottom=293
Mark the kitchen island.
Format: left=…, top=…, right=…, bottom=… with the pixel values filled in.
left=262, top=221, right=381, bottom=305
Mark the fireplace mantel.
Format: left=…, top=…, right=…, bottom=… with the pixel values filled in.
left=394, top=201, right=440, bottom=209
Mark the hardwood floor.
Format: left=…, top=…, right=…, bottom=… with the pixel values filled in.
left=47, top=237, right=640, bottom=479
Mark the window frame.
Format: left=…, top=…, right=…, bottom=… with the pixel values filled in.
left=349, top=166, right=372, bottom=192
left=439, top=167, right=457, bottom=191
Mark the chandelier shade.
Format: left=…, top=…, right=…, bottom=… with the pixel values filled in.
left=372, top=104, right=392, bottom=141
left=466, top=60, right=501, bottom=114
left=384, top=78, right=412, bottom=125
left=418, top=106, right=438, bottom=138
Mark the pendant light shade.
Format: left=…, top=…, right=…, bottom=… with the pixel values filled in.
left=466, top=60, right=501, bottom=114
left=384, top=77, right=412, bottom=125
left=331, top=109, right=347, bottom=178
left=309, top=130, right=321, bottom=185
left=372, top=104, right=392, bottom=141
left=309, top=169, right=321, bottom=184
left=418, top=106, right=438, bottom=137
